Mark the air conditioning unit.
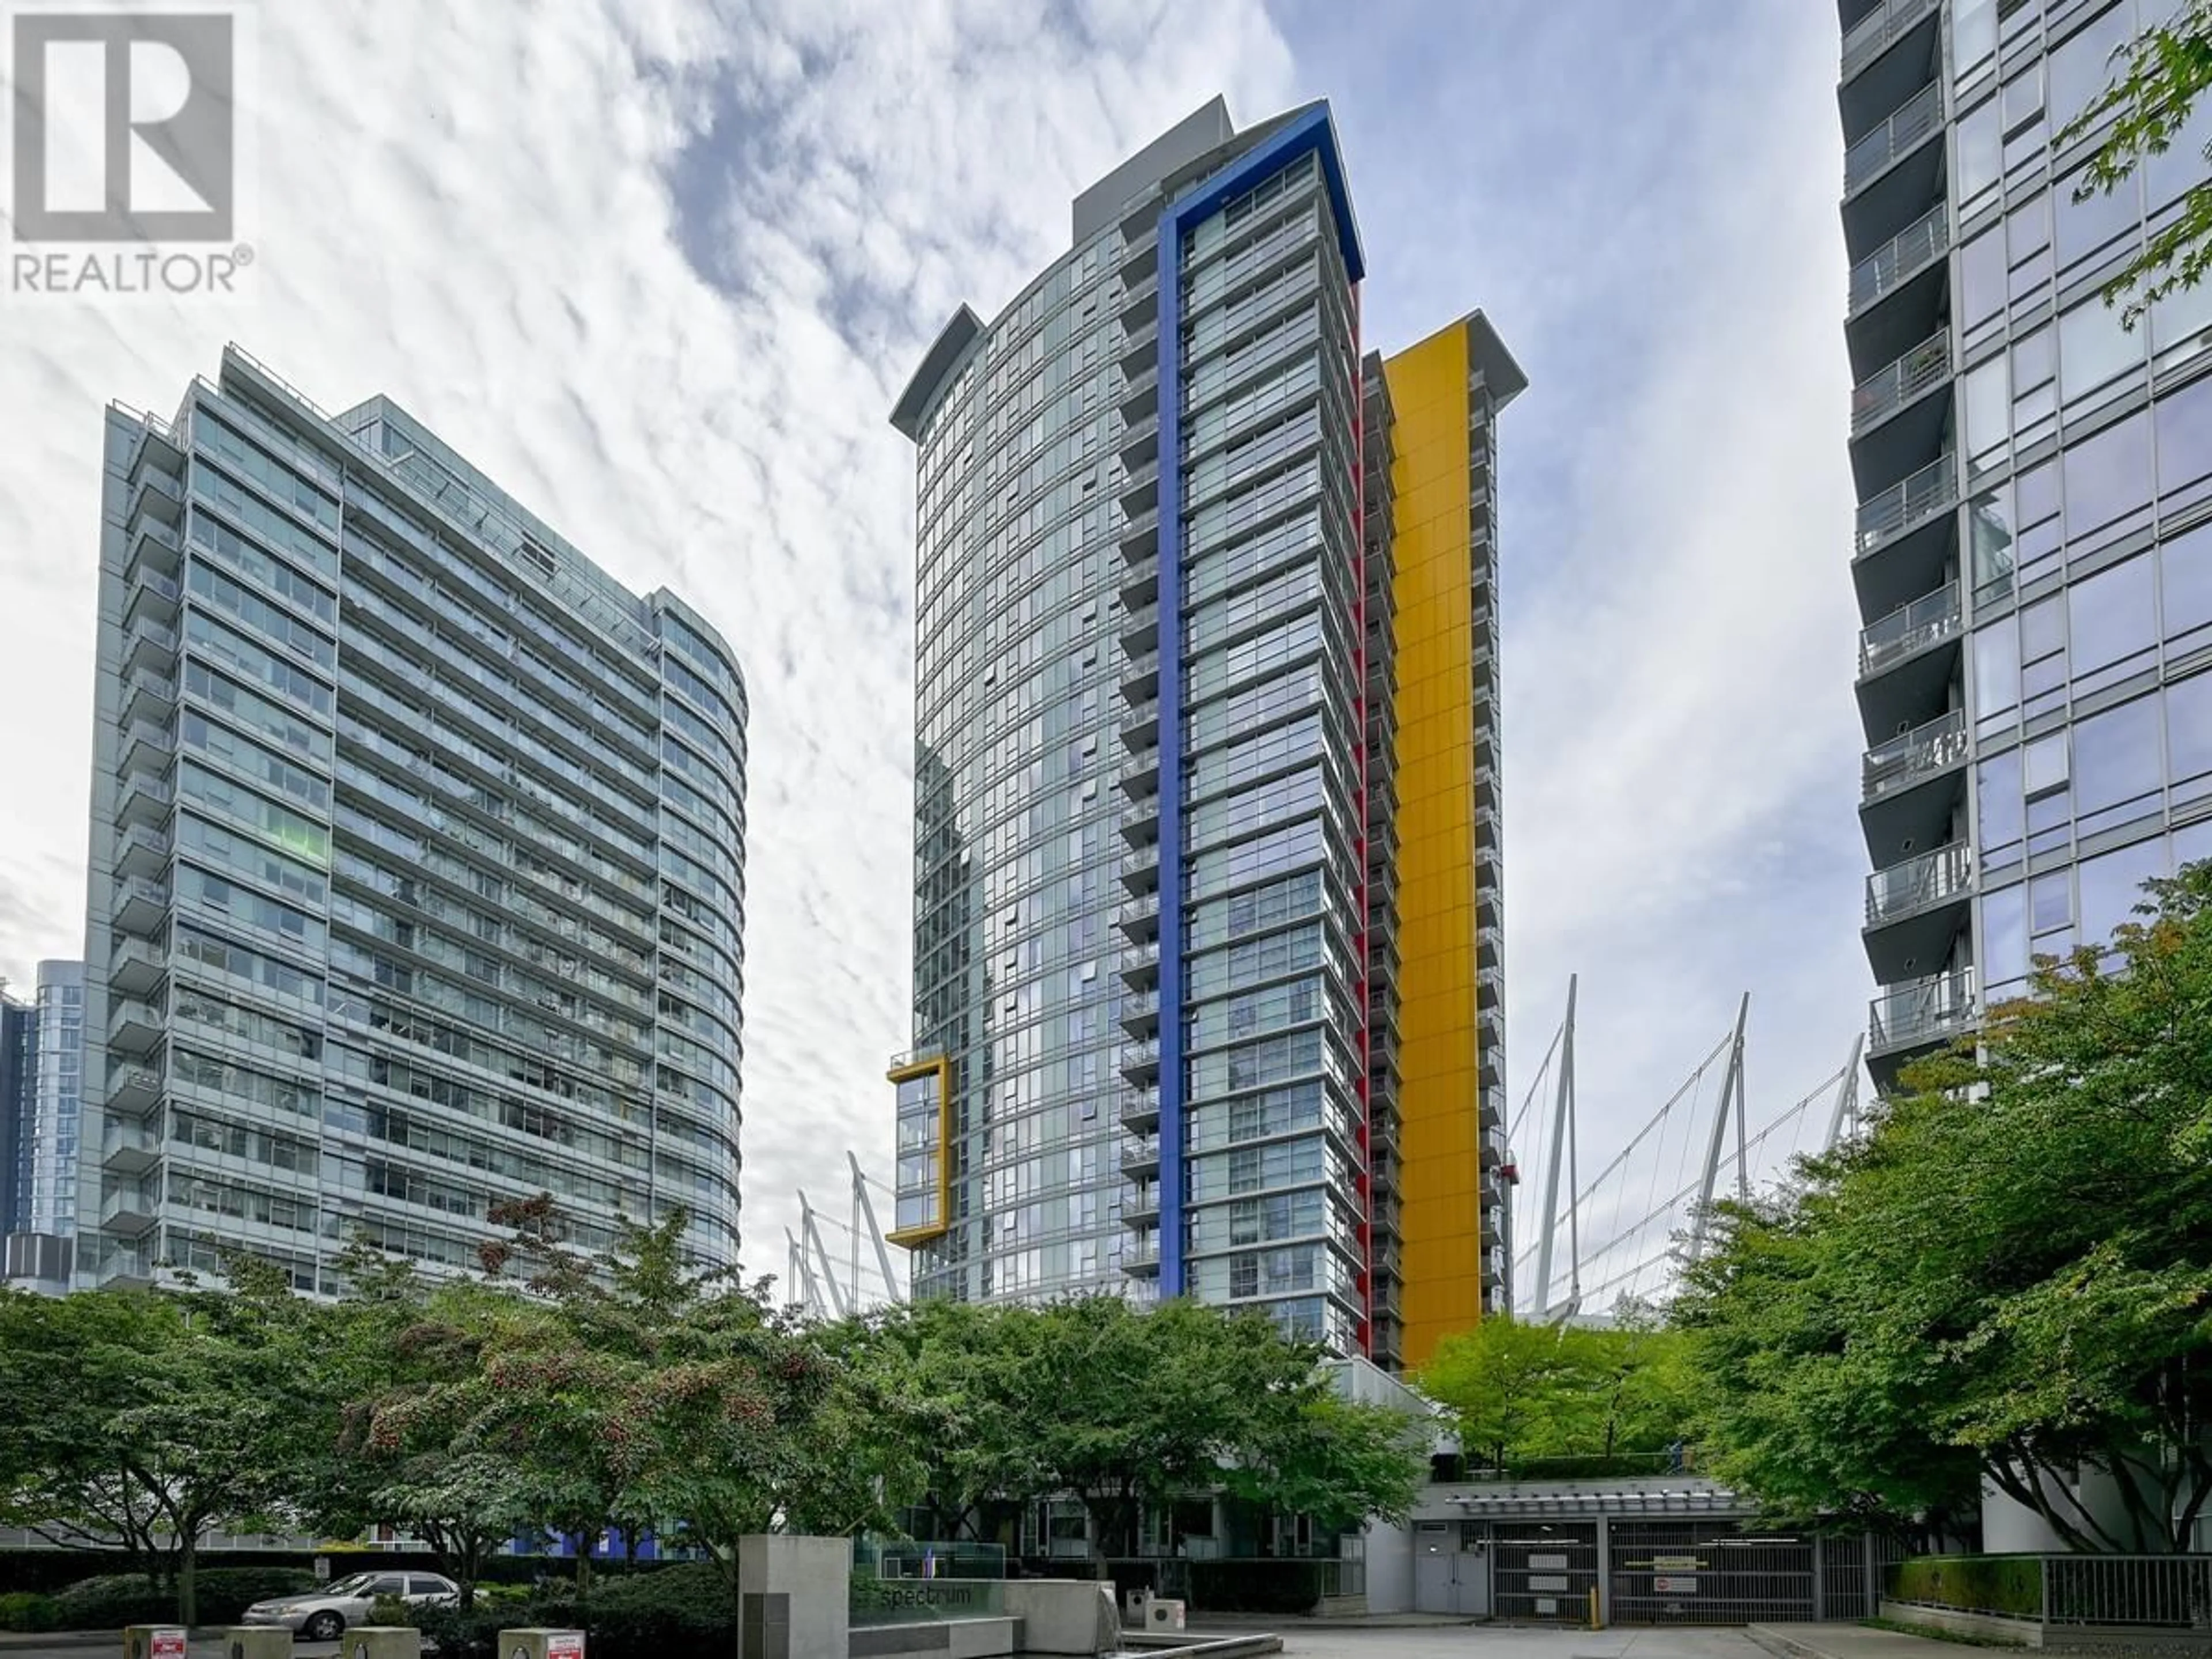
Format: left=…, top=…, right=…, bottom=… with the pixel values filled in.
left=1148, top=1599, right=1187, bottom=1631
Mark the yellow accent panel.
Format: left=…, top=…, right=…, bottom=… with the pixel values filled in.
left=1382, top=323, right=1492, bottom=1372
left=886, top=1054, right=954, bottom=1248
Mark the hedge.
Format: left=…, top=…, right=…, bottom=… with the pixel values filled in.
left=48, top=1567, right=321, bottom=1630
left=524, top=1563, right=734, bottom=1659
left=1888, top=1555, right=2046, bottom=1620
left=0, top=1548, right=682, bottom=1599
left=0, top=1592, right=59, bottom=1632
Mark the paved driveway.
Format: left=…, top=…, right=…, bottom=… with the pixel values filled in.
left=1278, top=1629, right=1771, bottom=1659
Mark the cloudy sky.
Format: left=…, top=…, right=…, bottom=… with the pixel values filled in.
left=0, top=0, right=1867, bottom=1300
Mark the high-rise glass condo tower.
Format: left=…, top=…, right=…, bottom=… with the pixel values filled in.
left=78, top=347, right=748, bottom=1291
left=1844, top=1, right=2212, bottom=1090
left=0, top=984, right=34, bottom=1238
left=889, top=99, right=1520, bottom=1365
left=1, top=960, right=86, bottom=1292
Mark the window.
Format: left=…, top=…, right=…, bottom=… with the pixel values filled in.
left=2059, top=296, right=2143, bottom=405
left=1974, top=618, right=2020, bottom=720
left=2067, top=552, right=2155, bottom=676
left=2031, top=870, right=2072, bottom=934
left=2161, top=520, right=2212, bottom=649
left=1965, top=354, right=2010, bottom=463
left=1979, top=751, right=2025, bottom=858
left=2063, top=410, right=2153, bottom=536
left=2025, top=731, right=2069, bottom=797
left=1961, top=229, right=2008, bottom=330
left=2054, top=165, right=2139, bottom=271
left=2078, top=835, right=2168, bottom=946
left=1958, top=98, right=2003, bottom=204
left=2071, top=692, right=2162, bottom=827
left=2156, top=373, right=2212, bottom=502
left=2171, top=672, right=2212, bottom=794
left=2048, top=3, right=2138, bottom=142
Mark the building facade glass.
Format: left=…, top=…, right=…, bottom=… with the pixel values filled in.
left=889, top=100, right=1520, bottom=1362
left=24, top=961, right=84, bottom=1241
left=1846, top=0, right=2212, bottom=1088
left=76, top=349, right=747, bottom=1291
left=0, top=988, right=34, bottom=1237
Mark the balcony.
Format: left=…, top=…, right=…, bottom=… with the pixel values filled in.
left=1841, top=0, right=1941, bottom=103
left=121, top=669, right=175, bottom=728
left=1119, top=1036, right=1161, bottom=1085
left=124, top=512, right=183, bottom=582
left=109, top=937, right=168, bottom=997
left=100, top=1116, right=160, bottom=1173
left=1869, top=966, right=1978, bottom=1073
left=115, top=825, right=171, bottom=880
left=123, top=617, right=178, bottom=677
left=1863, top=707, right=1967, bottom=806
left=1858, top=582, right=1963, bottom=737
left=1371, top=1195, right=1403, bottom=1239
left=1119, top=797, right=1158, bottom=849
left=1120, top=319, right=1158, bottom=366
left=1124, top=1181, right=1161, bottom=1225
left=1844, top=81, right=1942, bottom=196
left=100, top=1182, right=160, bottom=1237
left=1119, top=507, right=1158, bottom=560
left=1119, top=600, right=1160, bottom=651
left=1119, top=942, right=1160, bottom=990
left=1120, top=647, right=1160, bottom=701
left=124, top=564, right=183, bottom=627
left=115, top=772, right=175, bottom=831
left=123, top=463, right=184, bottom=532
left=1855, top=452, right=1956, bottom=556
left=1480, top=1125, right=1508, bottom=1168
left=112, top=875, right=169, bottom=937
left=1116, top=890, right=1160, bottom=943
left=1840, top=204, right=1946, bottom=376
left=97, top=1249, right=157, bottom=1289
left=118, top=718, right=175, bottom=781
left=1120, top=411, right=1160, bottom=465
left=1118, top=745, right=1160, bottom=800
left=1121, top=1133, right=1162, bottom=1180
left=1118, top=842, right=1158, bottom=896
left=1866, top=842, right=1976, bottom=981
left=1853, top=332, right=1950, bottom=439
left=108, top=1062, right=164, bottom=1117
left=1120, top=987, right=1160, bottom=1040
left=1120, top=1086, right=1161, bottom=1132
left=1120, top=696, right=1160, bottom=748
left=108, top=997, right=164, bottom=1055
left=1474, top=763, right=1498, bottom=812
left=1125, top=1231, right=1162, bottom=1273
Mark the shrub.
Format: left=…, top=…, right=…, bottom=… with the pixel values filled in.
left=369, top=1594, right=419, bottom=1627
left=1889, top=1555, right=2045, bottom=1619
left=0, top=1593, right=59, bottom=1633
left=189, top=1568, right=320, bottom=1624
left=50, top=1573, right=170, bottom=1631
left=1187, top=1560, right=1327, bottom=1615
left=531, top=1562, right=734, bottom=1659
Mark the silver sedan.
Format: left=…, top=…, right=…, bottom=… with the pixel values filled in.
left=241, top=1570, right=459, bottom=1643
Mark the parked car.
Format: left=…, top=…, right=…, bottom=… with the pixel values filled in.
left=241, top=1570, right=459, bottom=1642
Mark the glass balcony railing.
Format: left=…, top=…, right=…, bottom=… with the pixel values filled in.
left=1855, top=453, right=1957, bottom=552
left=1842, top=0, right=1940, bottom=78
left=1849, top=203, right=1949, bottom=313
left=1859, top=582, right=1961, bottom=676
left=1865, top=842, right=1975, bottom=927
left=1852, top=332, right=1950, bottom=433
left=1844, top=81, right=1943, bottom=192
left=1863, top=708, right=1968, bottom=800
left=1870, top=965, right=1978, bottom=1052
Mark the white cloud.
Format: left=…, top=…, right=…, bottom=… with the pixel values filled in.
left=0, top=0, right=1293, bottom=1285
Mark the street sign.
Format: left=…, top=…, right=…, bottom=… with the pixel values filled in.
left=1528, top=1552, right=1570, bottom=1570
left=1529, top=1575, right=1570, bottom=1591
left=1654, top=1575, right=1699, bottom=1593
left=150, top=1635, right=187, bottom=1659
left=547, top=1635, right=585, bottom=1658
left=1652, top=1554, right=1700, bottom=1570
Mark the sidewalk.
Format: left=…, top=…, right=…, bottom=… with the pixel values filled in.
left=1749, top=1624, right=2001, bottom=1659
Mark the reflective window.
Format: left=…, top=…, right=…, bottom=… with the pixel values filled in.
left=1965, top=354, right=2010, bottom=464
left=1959, top=99, right=2003, bottom=204
left=2063, top=410, right=2152, bottom=535
left=2054, top=165, right=2138, bottom=271
left=2170, top=671, right=2212, bottom=794
left=2154, top=372, right=2212, bottom=499
left=2161, top=520, right=2212, bottom=646
left=2079, top=834, right=2168, bottom=946
left=2066, top=552, right=2155, bottom=675
left=1961, top=229, right=2007, bottom=330
left=2059, top=296, right=2143, bottom=405
left=1974, top=618, right=2020, bottom=719
left=1981, top=881, right=2028, bottom=994
left=1979, top=749, right=2025, bottom=856
left=2071, top=692, right=2161, bottom=828
left=2048, top=2, right=2137, bottom=138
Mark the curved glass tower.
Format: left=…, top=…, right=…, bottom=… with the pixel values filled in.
left=77, top=347, right=747, bottom=1290
left=891, top=99, right=1522, bottom=1364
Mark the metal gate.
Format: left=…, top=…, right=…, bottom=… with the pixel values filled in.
left=1608, top=1520, right=1815, bottom=1623
left=1492, top=1522, right=1596, bottom=1623
left=1819, top=1533, right=1868, bottom=1621
left=1412, top=1521, right=1490, bottom=1617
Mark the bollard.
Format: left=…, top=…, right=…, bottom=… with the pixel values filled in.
left=498, top=1630, right=586, bottom=1659
left=223, top=1631, right=296, bottom=1659
left=332, top=1627, right=422, bottom=1659
left=122, top=1629, right=187, bottom=1659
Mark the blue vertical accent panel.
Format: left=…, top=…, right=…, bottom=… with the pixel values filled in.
left=1153, top=103, right=1363, bottom=1300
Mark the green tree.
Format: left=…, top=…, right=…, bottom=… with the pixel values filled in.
left=2062, top=1, right=2212, bottom=324
left=1675, top=863, right=2212, bottom=1550
left=1418, top=1317, right=1690, bottom=1472
left=1225, top=1388, right=1427, bottom=1535
left=0, top=1260, right=333, bottom=1623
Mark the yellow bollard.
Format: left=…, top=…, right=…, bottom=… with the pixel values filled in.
left=1588, top=1586, right=1603, bottom=1629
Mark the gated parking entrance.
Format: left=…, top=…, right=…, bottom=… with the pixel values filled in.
left=1608, top=1520, right=1814, bottom=1623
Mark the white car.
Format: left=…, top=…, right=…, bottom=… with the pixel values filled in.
left=241, top=1570, right=460, bottom=1642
